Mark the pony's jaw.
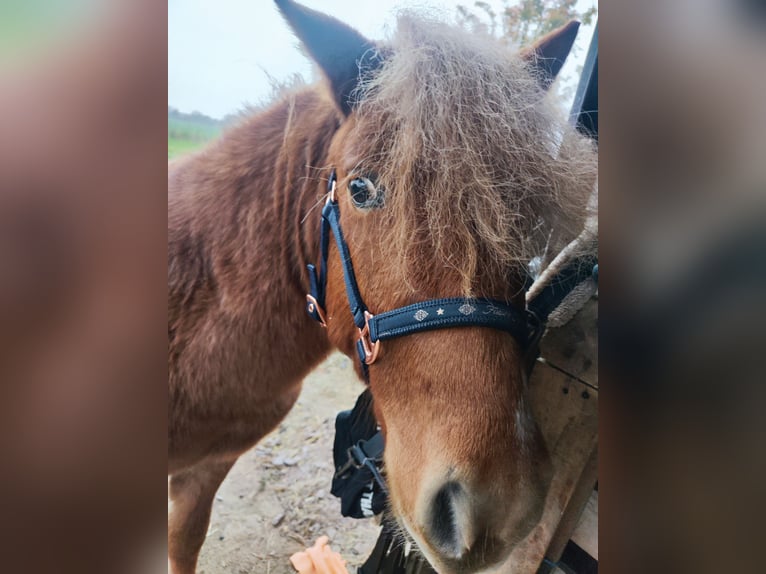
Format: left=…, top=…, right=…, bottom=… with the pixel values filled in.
left=372, top=340, right=552, bottom=574
left=385, top=446, right=550, bottom=574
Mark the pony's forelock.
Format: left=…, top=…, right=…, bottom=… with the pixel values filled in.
left=352, top=14, right=597, bottom=295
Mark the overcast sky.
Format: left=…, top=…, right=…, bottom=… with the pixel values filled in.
left=168, top=0, right=596, bottom=119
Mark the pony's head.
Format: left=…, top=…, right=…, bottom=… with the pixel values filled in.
left=277, top=1, right=596, bottom=571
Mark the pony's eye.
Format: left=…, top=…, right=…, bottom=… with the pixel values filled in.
left=347, top=177, right=382, bottom=209
left=348, top=177, right=374, bottom=207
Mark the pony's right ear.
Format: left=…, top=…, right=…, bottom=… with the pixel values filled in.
left=521, top=20, right=580, bottom=91
left=275, top=0, right=380, bottom=115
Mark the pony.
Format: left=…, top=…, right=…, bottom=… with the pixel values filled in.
left=168, top=1, right=596, bottom=572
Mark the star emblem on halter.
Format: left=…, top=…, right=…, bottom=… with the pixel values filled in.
left=437, top=308, right=444, bottom=315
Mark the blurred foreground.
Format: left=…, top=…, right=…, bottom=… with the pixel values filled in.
left=0, top=0, right=764, bottom=572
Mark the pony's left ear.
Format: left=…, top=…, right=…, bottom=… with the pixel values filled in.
left=275, top=0, right=380, bottom=115
left=521, top=20, right=580, bottom=90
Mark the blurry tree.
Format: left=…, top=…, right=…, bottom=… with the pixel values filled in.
left=457, top=0, right=596, bottom=48
left=457, top=1, right=596, bottom=105
left=168, top=106, right=220, bottom=126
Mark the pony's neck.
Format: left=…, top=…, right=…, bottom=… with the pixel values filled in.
left=272, top=91, right=342, bottom=294
left=271, top=90, right=341, bottom=294
left=229, top=88, right=340, bottom=295
left=168, top=88, right=340, bottom=327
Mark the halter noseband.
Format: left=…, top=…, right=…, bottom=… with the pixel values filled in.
left=311, top=168, right=597, bottom=516
left=305, top=170, right=541, bottom=368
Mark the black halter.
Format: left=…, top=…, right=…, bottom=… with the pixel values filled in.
left=305, top=170, right=541, bottom=369
left=309, top=169, right=598, bottom=529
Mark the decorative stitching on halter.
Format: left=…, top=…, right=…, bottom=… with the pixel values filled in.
left=306, top=169, right=534, bottom=367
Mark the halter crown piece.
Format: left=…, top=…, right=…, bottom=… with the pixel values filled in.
left=305, top=169, right=541, bottom=370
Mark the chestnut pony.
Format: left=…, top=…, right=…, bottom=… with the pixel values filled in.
left=168, top=1, right=596, bottom=572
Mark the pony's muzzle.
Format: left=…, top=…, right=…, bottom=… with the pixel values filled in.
left=415, top=469, right=549, bottom=573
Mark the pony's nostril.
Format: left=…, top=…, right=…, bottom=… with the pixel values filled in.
left=429, top=481, right=473, bottom=559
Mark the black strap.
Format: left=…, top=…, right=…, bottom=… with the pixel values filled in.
left=306, top=170, right=533, bottom=355
left=334, top=431, right=387, bottom=495
left=306, top=173, right=337, bottom=323
left=307, top=170, right=369, bottom=328
left=368, top=297, right=529, bottom=345
left=324, top=199, right=369, bottom=328
left=306, top=169, right=597, bottom=374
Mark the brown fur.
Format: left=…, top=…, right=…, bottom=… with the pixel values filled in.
left=168, top=10, right=595, bottom=574
left=353, top=15, right=596, bottom=295
left=168, top=89, right=339, bottom=572
left=168, top=88, right=339, bottom=471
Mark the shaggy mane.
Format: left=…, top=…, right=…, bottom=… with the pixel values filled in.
left=353, top=15, right=597, bottom=295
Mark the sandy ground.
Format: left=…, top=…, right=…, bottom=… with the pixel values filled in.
left=196, top=353, right=381, bottom=574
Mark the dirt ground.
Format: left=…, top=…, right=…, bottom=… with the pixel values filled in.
left=196, top=353, right=381, bottom=574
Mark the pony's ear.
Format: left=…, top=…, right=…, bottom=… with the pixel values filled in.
left=521, top=20, right=580, bottom=90
left=275, top=0, right=379, bottom=115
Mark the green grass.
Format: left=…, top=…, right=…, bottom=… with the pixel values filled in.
left=168, top=137, right=206, bottom=158
left=168, top=116, right=223, bottom=159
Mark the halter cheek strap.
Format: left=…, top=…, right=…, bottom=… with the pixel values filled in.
left=316, top=168, right=598, bottom=522
left=306, top=170, right=540, bottom=367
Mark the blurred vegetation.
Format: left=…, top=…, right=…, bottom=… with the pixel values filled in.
left=168, top=108, right=223, bottom=159
left=168, top=74, right=307, bottom=159
left=457, top=0, right=596, bottom=45
left=457, top=0, right=597, bottom=105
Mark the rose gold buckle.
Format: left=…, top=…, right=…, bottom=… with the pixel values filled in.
left=358, top=311, right=381, bottom=365
left=306, top=294, right=327, bottom=327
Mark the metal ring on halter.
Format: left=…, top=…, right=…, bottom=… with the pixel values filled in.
left=358, top=311, right=381, bottom=365
left=306, top=294, right=327, bottom=327
left=327, top=177, right=337, bottom=204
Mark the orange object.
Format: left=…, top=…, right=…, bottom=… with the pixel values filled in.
left=290, top=536, right=349, bottom=574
